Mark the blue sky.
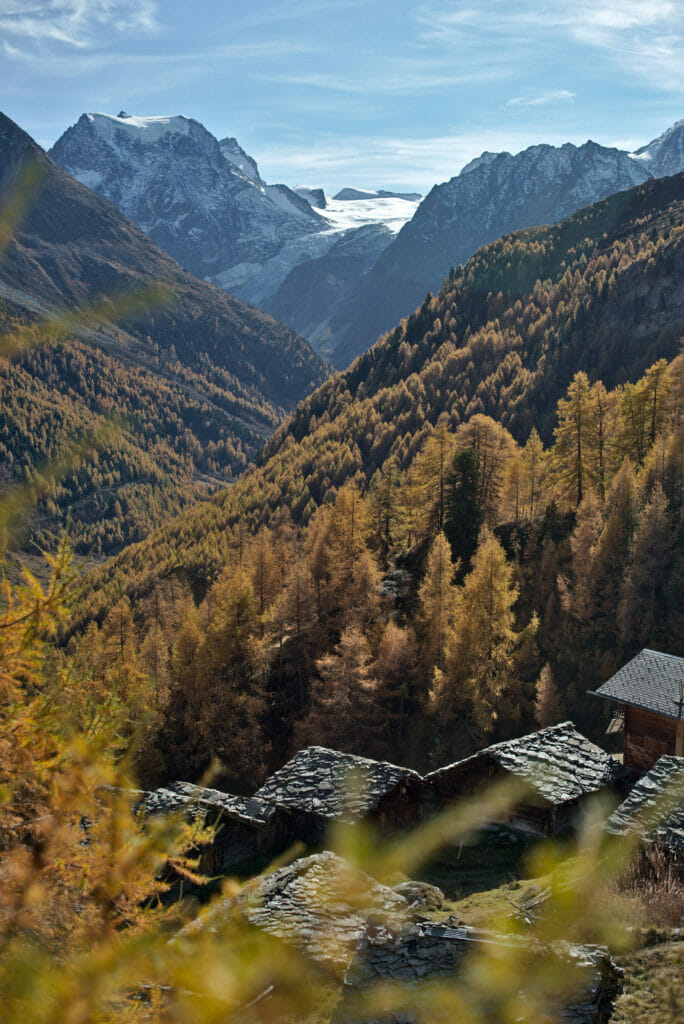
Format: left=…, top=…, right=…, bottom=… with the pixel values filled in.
left=1, top=0, right=683, bottom=193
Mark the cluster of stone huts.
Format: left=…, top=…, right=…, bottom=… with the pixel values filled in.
left=137, top=648, right=684, bottom=877
left=155, top=648, right=682, bottom=1024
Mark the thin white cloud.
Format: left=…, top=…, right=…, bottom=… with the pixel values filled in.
left=507, top=90, right=575, bottom=108
left=416, top=0, right=684, bottom=91
left=0, top=1, right=158, bottom=49
left=2, top=36, right=313, bottom=77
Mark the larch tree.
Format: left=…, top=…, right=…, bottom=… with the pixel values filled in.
left=373, top=621, right=421, bottom=754
left=435, top=526, right=538, bottom=741
left=295, top=625, right=381, bottom=754
left=369, top=457, right=400, bottom=555
left=520, top=428, right=546, bottom=520
left=618, top=483, right=674, bottom=649
left=643, top=429, right=684, bottom=526
left=403, top=418, right=456, bottom=543
left=251, top=526, right=279, bottom=620
left=570, top=492, right=603, bottom=623
left=588, top=459, right=639, bottom=644
left=618, top=359, right=672, bottom=468
left=551, top=371, right=592, bottom=507
left=587, top=381, right=618, bottom=503
left=534, top=662, right=564, bottom=728
left=192, top=564, right=268, bottom=788
left=418, top=532, right=458, bottom=671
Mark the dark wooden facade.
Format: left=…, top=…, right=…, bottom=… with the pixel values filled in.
left=623, top=705, right=684, bottom=773
left=196, top=808, right=293, bottom=875
left=425, top=754, right=574, bottom=837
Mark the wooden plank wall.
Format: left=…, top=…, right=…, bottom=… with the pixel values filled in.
left=624, top=706, right=679, bottom=772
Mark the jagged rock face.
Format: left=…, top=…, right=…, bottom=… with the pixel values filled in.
left=48, top=113, right=416, bottom=330
left=328, top=141, right=652, bottom=368
left=294, top=185, right=327, bottom=208
left=219, top=135, right=264, bottom=184
left=49, top=112, right=324, bottom=281
left=633, top=119, right=684, bottom=179
left=0, top=111, right=327, bottom=410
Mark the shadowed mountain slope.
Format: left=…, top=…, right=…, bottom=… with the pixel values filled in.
left=0, top=112, right=328, bottom=553
left=76, top=171, right=684, bottom=615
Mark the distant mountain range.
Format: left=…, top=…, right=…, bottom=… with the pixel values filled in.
left=327, top=132, right=684, bottom=368
left=0, top=112, right=327, bottom=552
left=49, top=112, right=684, bottom=369
left=49, top=112, right=420, bottom=346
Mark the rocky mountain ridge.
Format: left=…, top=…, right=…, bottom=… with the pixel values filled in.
left=49, top=112, right=684, bottom=370
left=326, top=139, right=663, bottom=368
left=49, top=111, right=325, bottom=284
left=49, top=111, right=419, bottom=342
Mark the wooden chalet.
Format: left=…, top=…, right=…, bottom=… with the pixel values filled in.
left=423, top=722, right=625, bottom=836
left=254, top=746, right=423, bottom=841
left=591, top=649, right=684, bottom=772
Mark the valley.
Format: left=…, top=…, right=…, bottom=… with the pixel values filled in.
left=1, top=37, right=683, bottom=1020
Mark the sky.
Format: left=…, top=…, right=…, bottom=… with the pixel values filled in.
left=1, top=0, right=683, bottom=193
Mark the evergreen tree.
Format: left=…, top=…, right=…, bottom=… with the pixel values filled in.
left=444, top=448, right=483, bottom=570
left=455, top=415, right=516, bottom=523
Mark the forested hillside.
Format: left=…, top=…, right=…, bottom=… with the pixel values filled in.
left=69, top=174, right=684, bottom=790
left=0, top=113, right=328, bottom=552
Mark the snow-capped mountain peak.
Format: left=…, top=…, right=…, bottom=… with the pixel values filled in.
left=631, top=118, right=684, bottom=178
left=86, top=111, right=197, bottom=143
left=50, top=111, right=324, bottom=283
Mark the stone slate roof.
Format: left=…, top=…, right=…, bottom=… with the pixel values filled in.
left=185, top=851, right=409, bottom=970
left=255, top=747, right=421, bottom=821
left=332, top=921, right=621, bottom=1024
left=606, top=755, right=684, bottom=853
left=592, top=649, right=684, bottom=722
left=426, top=722, right=623, bottom=805
left=140, top=781, right=278, bottom=828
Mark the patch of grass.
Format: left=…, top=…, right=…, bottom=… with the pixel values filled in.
left=414, top=831, right=534, bottom=901
left=611, top=942, right=684, bottom=1024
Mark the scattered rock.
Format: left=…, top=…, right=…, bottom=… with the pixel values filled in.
left=392, top=880, right=445, bottom=911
